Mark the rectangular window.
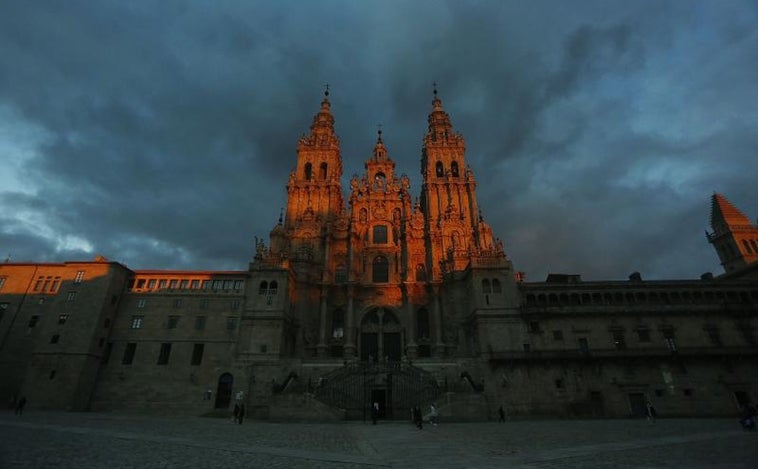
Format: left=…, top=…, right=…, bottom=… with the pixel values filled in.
left=191, top=280, right=200, bottom=289
left=42, top=277, right=51, bottom=291
left=58, top=314, right=69, bottom=325
left=67, top=291, right=77, bottom=301
left=528, top=321, right=540, bottom=333
left=50, top=278, right=60, bottom=292
left=50, top=334, right=60, bottom=344
left=180, top=279, right=189, bottom=289
left=122, top=343, right=137, bottom=364
left=130, top=315, right=144, bottom=329
left=212, top=280, right=224, bottom=290
left=233, top=280, right=243, bottom=290
left=28, top=315, right=40, bottom=328
left=637, top=329, right=651, bottom=342
left=552, top=330, right=563, bottom=341
left=662, top=328, right=677, bottom=351
left=202, top=280, right=210, bottom=290
left=103, top=342, right=113, bottom=364
left=578, top=338, right=590, bottom=354
left=167, top=315, right=180, bottom=329
left=136, top=279, right=146, bottom=289
left=157, top=343, right=172, bottom=365
left=195, top=316, right=206, bottom=330
left=0, top=276, right=6, bottom=291
left=158, top=279, right=167, bottom=289
left=555, top=378, right=564, bottom=389
left=74, top=271, right=85, bottom=284
left=191, top=343, right=204, bottom=365
left=34, top=277, right=43, bottom=291
left=147, top=279, right=156, bottom=289
left=523, top=343, right=531, bottom=352
left=231, top=299, right=240, bottom=311
left=222, top=280, right=232, bottom=290
left=611, top=330, right=626, bottom=350
left=136, top=299, right=146, bottom=309
left=169, top=279, right=178, bottom=289
left=173, top=298, right=183, bottom=309
left=226, top=316, right=238, bottom=331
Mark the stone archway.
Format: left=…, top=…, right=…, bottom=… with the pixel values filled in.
left=359, top=307, right=403, bottom=362
left=215, top=372, right=233, bottom=409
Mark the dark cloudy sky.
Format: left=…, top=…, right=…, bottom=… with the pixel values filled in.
left=1, top=1, right=756, bottom=281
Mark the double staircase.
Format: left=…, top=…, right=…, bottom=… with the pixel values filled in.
left=312, top=361, right=442, bottom=419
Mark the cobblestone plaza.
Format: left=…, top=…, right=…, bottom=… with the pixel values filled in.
left=1, top=412, right=756, bottom=468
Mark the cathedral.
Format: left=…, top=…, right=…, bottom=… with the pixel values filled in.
left=1, top=90, right=757, bottom=420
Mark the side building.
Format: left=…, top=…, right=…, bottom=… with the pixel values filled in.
left=1, top=92, right=757, bottom=419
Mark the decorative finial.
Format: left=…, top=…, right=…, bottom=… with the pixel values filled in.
left=377, top=123, right=383, bottom=140
left=433, top=81, right=438, bottom=96
left=278, top=208, right=283, bottom=225
left=324, top=83, right=330, bottom=97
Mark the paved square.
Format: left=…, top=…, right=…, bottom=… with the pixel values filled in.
left=1, top=412, right=756, bottom=468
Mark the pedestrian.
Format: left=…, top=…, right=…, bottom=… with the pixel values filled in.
left=233, top=402, right=240, bottom=423
left=645, top=401, right=657, bottom=423
left=371, top=402, right=378, bottom=425
left=739, top=403, right=756, bottom=431
left=498, top=405, right=506, bottom=422
left=15, top=396, right=26, bottom=416
left=238, top=403, right=245, bottom=425
left=429, top=404, right=439, bottom=426
left=413, top=406, right=423, bottom=429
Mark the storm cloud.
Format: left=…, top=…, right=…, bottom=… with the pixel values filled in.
left=1, top=0, right=756, bottom=280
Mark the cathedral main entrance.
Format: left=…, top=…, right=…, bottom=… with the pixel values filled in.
left=359, top=307, right=403, bottom=362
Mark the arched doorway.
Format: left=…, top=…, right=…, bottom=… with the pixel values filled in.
left=215, top=373, right=233, bottom=409
left=360, top=308, right=403, bottom=362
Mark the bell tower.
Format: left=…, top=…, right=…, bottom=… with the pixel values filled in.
left=707, top=193, right=758, bottom=273
left=420, top=86, right=496, bottom=278
left=284, top=87, right=344, bottom=232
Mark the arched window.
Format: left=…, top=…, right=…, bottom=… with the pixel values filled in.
left=482, top=279, right=492, bottom=294
left=335, top=265, right=347, bottom=284
left=416, top=308, right=430, bottom=340
left=304, top=163, right=312, bottom=180
left=743, top=239, right=753, bottom=253
left=435, top=161, right=444, bottom=177
left=268, top=281, right=278, bottom=295
left=332, top=309, right=344, bottom=338
left=372, top=256, right=389, bottom=283
left=359, top=208, right=368, bottom=224
left=451, top=161, right=459, bottom=177
left=373, top=225, right=388, bottom=244
left=374, top=172, right=386, bottom=190
left=492, top=278, right=502, bottom=293
left=415, top=264, right=427, bottom=282
left=319, top=162, right=328, bottom=180
left=258, top=281, right=268, bottom=295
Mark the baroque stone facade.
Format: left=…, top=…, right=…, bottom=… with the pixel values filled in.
left=1, top=91, right=757, bottom=420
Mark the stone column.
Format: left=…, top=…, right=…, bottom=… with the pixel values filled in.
left=404, top=283, right=418, bottom=359
left=316, top=287, right=328, bottom=357
left=344, top=285, right=356, bottom=358
left=431, top=283, right=445, bottom=357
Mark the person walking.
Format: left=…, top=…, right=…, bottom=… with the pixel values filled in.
left=15, top=396, right=26, bottom=416
left=645, top=401, right=657, bottom=423
left=238, top=403, right=245, bottom=425
left=233, top=402, right=240, bottom=423
left=413, top=406, right=423, bottom=429
left=371, top=402, right=379, bottom=425
left=429, top=404, right=439, bottom=426
left=498, top=405, right=506, bottom=422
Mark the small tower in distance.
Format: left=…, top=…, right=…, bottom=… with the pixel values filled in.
left=707, top=193, right=758, bottom=273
